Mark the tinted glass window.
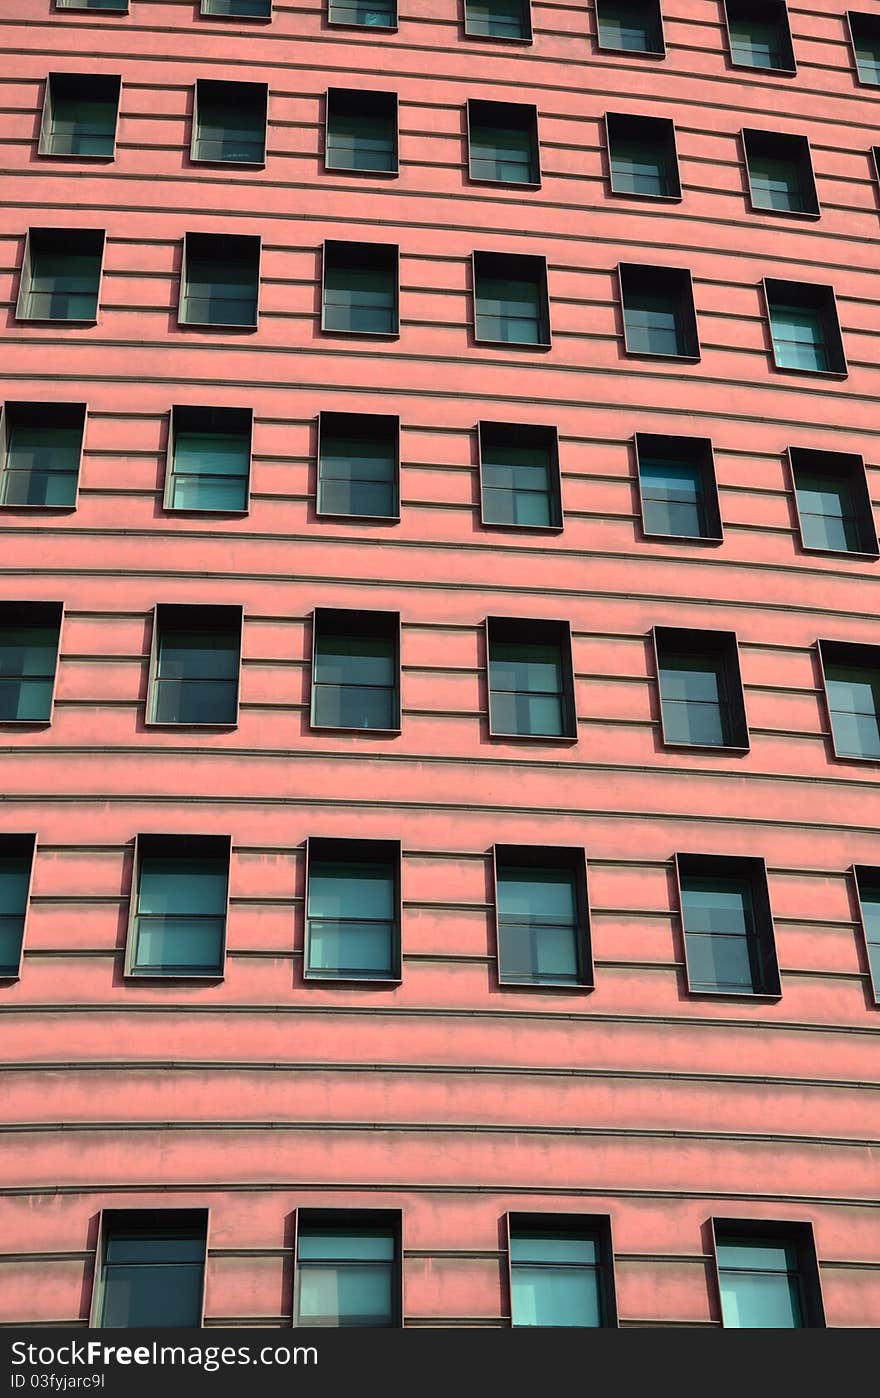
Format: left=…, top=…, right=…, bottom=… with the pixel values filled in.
left=824, top=661, right=880, bottom=759
left=313, top=632, right=397, bottom=730
left=99, top=1226, right=205, bottom=1327
left=2, top=421, right=80, bottom=508
left=659, top=652, right=732, bottom=747
left=308, top=858, right=397, bottom=978
left=497, top=864, right=580, bottom=983
left=489, top=639, right=565, bottom=736
left=0, top=623, right=58, bottom=722
left=0, top=853, right=30, bottom=976
left=680, top=874, right=763, bottom=993
left=169, top=430, right=249, bottom=512
left=717, top=1238, right=804, bottom=1328
left=133, top=853, right=227, bottom=974
left=152, top=625, right=239, bottom=725
left=510, top=1230, right=603, bottom=1327
left=297, top=1225, right=397, bottom=1326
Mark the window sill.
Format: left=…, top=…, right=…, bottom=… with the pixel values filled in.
left=769, top=360, right=848, bottom=380
left=199, top=10, right=272, bottom=21
left=164, top=506, right=250, bottom=518
left=480, top=519, right=564, bottom=535
left=467, top=175, right=542, bottom=191
left=488, top=729, right=578, bottom=744
left=324, top=160, right=399, bottom=178
left=37, top=149, right=116, bottom=162
left=595, top=41, right=665, bottom=58
left=0, top=503, right=77, bottom=514
left=828, top=749, right=880, bottom=767
left=798, top=542, right=880, bottom=562
left=178, top=318, right=259, bottom=332
left=190, top=156, right=267, bottom=169
left=727, top=57, right=796, bottom=76
left=622, top=345, right=701, bottom=363
left=474, top=335, right=552, bottom=352
left=326, top=18, right=398, bottom=31
left=0, top=718, right=52, bottom=728
left=609, top=187, right=682, bottom=204
left=17, top=314, right=98, bottom=326
left=310, top=721, right=402, bottom=736
left=499, top=978, right=593, bottom=992
left=641, top=528, right=723, bottom=545
left=321, top=324, right=400, bottom=339
left=463, top=30, right=533, bottom=44
left=685, top=985, right=782, bottom=1001
left=144, top=720, right=239, bottom=730
left=316, top=508, right=400, bottom=523
left=304, top=971, right=402, bottom=986
left=125, top=970, right=225, bottom=982
left=746, top=201, right=821, bottom=221
left=660, top=739, right=750, bottom=755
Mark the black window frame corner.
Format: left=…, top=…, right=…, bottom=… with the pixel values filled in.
left=326, top=0, right=399, bottom=32
left=89, top=1207, right=211, bottom=1328
left=38, top=72, right=122, bottom=162
left=708, top=1215, right=826, bottom=1329
left=605, top=111, right=682, bottom=202
left=324, top=87, right=400, bottom=178
left=190, top=78, right=269, bottom=169
left=485, top=614, right=578, bottom=743
left=652, top=623, right=750, bottom=754
left=0, top=830, right=38, bottom=982
left=466, top=98, right=542, bottom=190
left=462, top=0, right=534, bottom=45
left=594, top=0, right=666, bottom=58
left=762, top=276, right=848, bottom=379
left=786, top=445, right=878, bottom=561
left=492, top=842, right=594, bottom=991
left=816, top=636, right=880, bottom=765
left=0, top=599, right=64, bottom=729
left=722, top=0, right=797, bottom=76
left=471, top=249, right=552, bottom=351
left=16, top=227, right=106, bottom=327
left=321, top=238, right=401, bottom=340
left=309, top=605, right=402, bottom=735
left=617, top=261, right=701, bottom=363
left=740, top=128, right=821, bottom=221
left=674, top=851, right=782, bottom=1000
left=163, top=403, right=254, bottom=517
left=847, top=11, right=880, bottom=88
left=633, top=431, right=722, bottom=545
left=199, top=0, right=274, bottom=20
left=123, top=831, right=232, bottom=982
left=315, top=409, right=401, bottom=523
left=0, top=400, right=87, bottom=514
left=505, top=1210, right=619, bottom=1328
left=477, top=420, right=563, bottom=534
left=178, top=231, right=262, bottom=332
left=851, top=862, right=880, bottom=1006
left=303, top=834, right=403, bottom=986
left=146, top=601, right=244, bottom=731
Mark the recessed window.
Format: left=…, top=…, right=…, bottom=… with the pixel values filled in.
left=743, top=130, right=818, bottom=217
left=295, top=1211, right=402, bottom=1326
left=788, top=447, right=877, bottom=559
left=305, top=839, right=401, bottom=982
left=723, top=0, right=796, bottom=73
left=853, top=865, right=880, bottom=1006
left=317, top=412, right=399, bottom=520
left=16, top=228, right=104, bottom=324
left=0, top=602, right=62, bottom=725
left=125, top=834, right=230, bottom=978
left=818, top=639, right=880, bottom=762
left=148, top=604, right=242, bottom=727
left=676, top=853, right=781, bottom=998
left=328, top=0, right=397, bottom=28
left=494, top=845, right=592, bottom=988
left=486, top=616, right=577, bottom=740
left=322, top=241, right=399, bottom=337
left=325, top=89, right=397, bottom=175
left=467, top=100, right=540, bottom=187
left=311, top=608, right=400, bottom=732
left=0, top=835, right=36, bottom=980
left=595, top=0, right=665, bottom=56
left=39, top=74, right=120, bottom=159
left=56, top=0, right=128, bottom=11
left=91, top=1211, right=208, bottom=1328
left=654, top=627, right=749, bottom=751
left=635, top=433, right=721, bottom=543
left=606, top=113, right=680, bottom=199
left=165, top=406, right=251, bottom=514
left=764, top=279, right=846, bottom=377
left=472, top=251, right=550, bottom=348
left=478, top=422, right=562, bottom=531
left=848, top=12, right=880, bottom=86
left=711, top=1220, right=825, bottom=1328
left=179, top=233, right=260, bottom=329
left=464, top=0, right=532, bottom=42
left=201, top=0, right=272, bottom=16
left=618, top=263, right=700, bottom=360
left=508, top=1215, right=617, bottom=1327
left=191, top=80, right=267, bottom=165
left=0, top=402, right=85, bottom=509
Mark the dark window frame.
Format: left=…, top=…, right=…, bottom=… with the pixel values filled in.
left=872, top=146, right=880, bottom=198
left=741, top=129, right=820, bottom=220
left=674, top=852, right=782, bottom=1000
left=485, top=615, right=578, bottom=743
left=316, top=411, right=400, bottom=523
left=709, top=1218, right=826, bottom=1328
left=594, top=0, right=666, bottom=58
left=0, top=833, right=37, bottom=982
left=321, top=240, right=400, bottom=340
left=55, top=0, right=129, bottom=12
left=327, top=0, right=399, bottom=32
left=505, top=1212, right=618, bottom=1327
left=722, top=0, right=796, bottom=75
left=492, top=844, right=594, bottom=991
left=466, top=99, right=541, bottom=190
left=817, top=637, right=880, bottom=765
left=472, top=251, right=551, bottom=350
left=634, top=432, right=722, bottom=545
left=293, top=1208, right=403, bottom=1327
left=762, top=277, right=847, bottom=379
left=89, top=1209, right=210, bottom=1328
left=852, top=863, right=880, bottom=1007
left=146, top=602, right=243, bottom=730
left=124, top=833, right=231, bottom=981
left=178, top=232, right=262, bottom=331
left=304, top=837, right=402, bottom=985
left=478, top=421, right=563, bottom=534
left=0, top=600, right=63, bottom=729
left=200, top=0, right=273, bottom=18
left=786, top=446, right=878, bottom=561
left=16, top=228, right=106, bottom=326
left=38, top=73, right=121, bottom=161
left=605, top=112, right=681, bottom=202
left=325, top=88, right=399, bottom=177
left=847, top=11, right=880, bottom=89
left=463, top=0, right=533, bottom=44
left=653, top=626, right=750, bottom=754
left=617, top=262, right=701, bottom=362
left=164, top=405, right=253, bottom=517
left=190, top=79, right=268, bottom=168
left=310, top=607, right=401, bottom=735
left=0, top=401, right=86, bottom=513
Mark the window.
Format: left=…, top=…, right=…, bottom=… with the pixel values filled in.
left=305, top=839, right=401, bottom=981
left=317, top=412, right=399, bottom=520
left=853, top=865, right=880, bottom=1005
left=322, top=241, right=399, bottom=337
left=464, top=0, right=532, bottom=42
left=818, top=640, right=880, bottom=762
left=508, top=1215, right=617, bottom=1327
left=39, top=74, right=120, bottom=159
left=125, top=835, right=230, bottom=978
left=478, top=422, right=562, bottom=531
left=711, top=1220, right=825, bottom=1328
left=325, top=89, right=397, bottom=174
left=486, top=616, right=577, bottom=740
left=788, top=447, right=877, bottom=559
left=467, top=100, right=540, bottom=187
left=654, top=627, right=749, bottom=751
left=148, top=604, right=242, bottom=727
left=311, top=608, right=400, bottom=732
left=0, top=835, right=36, bottom=980
left=606, top=113, right=680, bottom=199
left=0, top=602, right=62, bottom=725
left=676, top=853, right=781, bottom=998
left=0, top=402, right=85, bottom=509
left=165, top=406, right=251, bottom=514
left=179, top=233, right=260, bottom=330
left=91, top=1211, right=208, bottom=1328
left=723, top=0, right=796, bottom=73
left=595, top=0, right=665, bottom=56
left=494, top=845, right=592, bottom=987
left=16, top=228, right=104, bottom=324
left=763, top=279, right=846, bottom=377
left=472, top=252, right=550, bottom=348
left=201, top=0, right=272, bottom=15
left=295, top=1212, right=401, bottom=1326
left=56, top=0, right=128, bottom=11
left=742, top=130, right=819, bottom=217
left=635, top=433, right=721, bottom=542
left=191, top=80, right=267, bottom=165
left=618, top=263, right=700, bottom=361
left=848, top=12, right=880, bottom=86
left=328, top=0, right=397, bottom=28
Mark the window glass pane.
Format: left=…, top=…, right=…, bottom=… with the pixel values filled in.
left=825, top=663, right=880, bottom=758
left=511, top=1264, right=601, bottom=1326
left=319, top=432, right=396, bottom=517
left=101, top=1262, right=203, bottom=1327
left=308, top=860, right=395, bottom=977
left=203, top=0, right=272, bottom=13
left=170, top=430, right=249, bottom=512
left=2, top=423, right=80, bottom=507
left=307, top=920, right=394, bottom=976
left=138, top=857, right=227, bottom=916
left=327, top=113, right=395, bottom=171
left=313, top=633, right=396, bottom=728
left=597, top=0, right=655, bottom=51
left=624, top=293, right=683, bottom=355
left=0, top=855, right=28, bottom=974
left=328, top=0, right=396, bottom=24
left=471, top=124, right=534, bottom=183
left=27, top=249, right=101, bottom=320
left=748, top=154, right=805, bottom=212
left=859, top=883, right=880, bottom=947
left=611, top=139, right=669, bottom=195
left=659, top=653, right=730, bottom=746
left=324, top=266, right=396, bottom=334
left=309, top=861, right=393, bottom=921
left=719, top=1271, right=803, bottom=1327
left=497, top=866, right=576, bottom=920
left=510, top=1234, right=598, bottom=1264
left=153, top=626, right=239, bottom=724
left=298, top=1263, right=393, bottom=1325
left=466, top=0, right=527, bottom=38
left=794, top=473, right=860, bottom=553
left=491, top=641, right=561, bottom=695
left=681, top=875, right=761, bottom=993
left=729, top=19, right=783, bottom=68
left=497, top=865, right=580, bottom=982
left=685, top=931, right=757, bottom=994
left=0, top=625, right=57, bottom=722
left=183, top=257, right=258, bottom=326
left=299, top=1229, right=395, bottom=1261
left=195, top=97, right=264, bottom=163
left=133, top=917, right=224, bottom=972
left=769, top=303, right=828, bottom=372
left=476, top=275, right=542, bottom=344
left=48, top=94, right=116, bottom=157
left=855, top=35, right=880, bottom=85
left=482, top=443, right=554, bottom=527
left=640, top=459, right=705, bottom=537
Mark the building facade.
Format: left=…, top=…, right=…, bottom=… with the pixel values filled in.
left=1, top=0, right=879, bottom=1328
